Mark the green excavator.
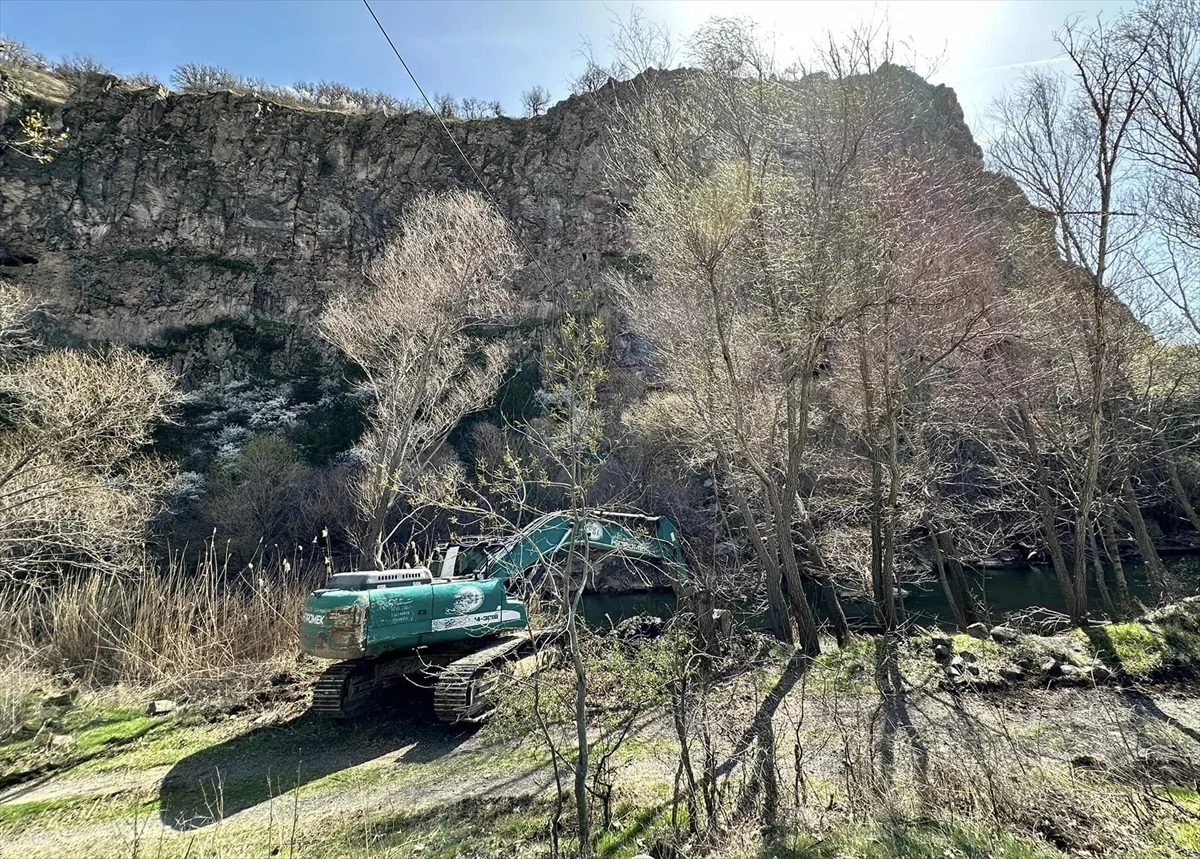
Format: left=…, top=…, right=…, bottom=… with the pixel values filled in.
left=299, top=510, right=687, bottom=721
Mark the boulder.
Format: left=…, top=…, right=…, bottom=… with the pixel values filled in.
left=989, top=625, right=1019, bottom=644
left=959, top=650, right=978, bottom=664
left=614, top=615, right=666, bottom=643
left=933, top=644, right=952, bottom=662
left=945, top=665, right=962, bottom=679
left=999, top=665, right=1026, bottom=681
left=1054, top=663, right=1093, bottom=686
left=42, top=691, right=76, bottom=708
left=148, top=699, right=178, bottom=716
left=949, top=655, right=965, bottom=669
left=966, top=622, right=989, bottom=640
left=1040, top=658, right=1060, bottom=675
left=930, top=634, right=953, bottom=649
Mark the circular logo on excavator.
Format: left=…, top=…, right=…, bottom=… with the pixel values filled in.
left=452, top=585, right=486, bottom=615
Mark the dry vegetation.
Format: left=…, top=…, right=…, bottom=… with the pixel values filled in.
left=0, top=2, right=1199, bottom=858
left=0, top=547, right=319, bottom=741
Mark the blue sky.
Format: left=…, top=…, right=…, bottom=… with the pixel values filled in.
left=1, top=0, right=1128, bottom=133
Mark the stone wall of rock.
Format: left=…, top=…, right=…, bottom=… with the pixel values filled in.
left=0, top=68, right=636, bottom=370
left=0, top=63, right=1046, bottom=363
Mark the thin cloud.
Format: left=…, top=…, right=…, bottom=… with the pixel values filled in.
left=972, top=53, right=1071, bottom=76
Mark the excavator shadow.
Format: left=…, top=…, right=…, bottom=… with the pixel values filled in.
left=159, top=684, right=478, bottom=831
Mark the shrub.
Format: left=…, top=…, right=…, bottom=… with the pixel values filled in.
left=52, top=52, right=112, bottom=83
left=170, top=62, right=238, bottom=92
left=0, top=35, right=47, bottom=69
left=0, top=282, right=182, bottom=582
left=207, top=435, right=310, bottom=557
left=124, top=71, right=163, bottom=89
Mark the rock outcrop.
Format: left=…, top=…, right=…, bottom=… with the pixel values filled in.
left=0, top=62, right=1049, bottom=468
left=1, top=69, right=634, bottom=371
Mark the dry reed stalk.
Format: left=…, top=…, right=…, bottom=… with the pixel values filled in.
left=0, top=540, right=323, bottom=699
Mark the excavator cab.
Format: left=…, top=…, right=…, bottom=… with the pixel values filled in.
left=429, top=541, right=499, bottom=580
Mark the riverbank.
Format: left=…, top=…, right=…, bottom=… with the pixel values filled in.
left=3, top=600, right=1198, bottom=858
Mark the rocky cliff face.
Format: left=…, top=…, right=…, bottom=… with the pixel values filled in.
left=0, top=63, right=1044, bottom=468
left=1, top=68, right=633, bottom=365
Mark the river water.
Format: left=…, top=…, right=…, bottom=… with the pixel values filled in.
left=582, top=554, right=1200, bottom=630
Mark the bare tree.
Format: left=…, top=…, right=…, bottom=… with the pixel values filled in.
left=53, top=53, right=112, bottom=83
left=171, top=62, right=239, bottom=92
left=0, top=36, right=47, bottom=69
left=521, top=85, right=551, bottom=117
left=447, top=311, right=622, bottom=857
left=459, top=96, right=488, bottom=119
left=989, top=14, right=1151, bottom=618
left=433, top=91, right=457, bottom=119
left=319, top=191, right=523, bottom=567
left=1123, top=0, right=1200, bottom=340
left=207, top=435, right=310, bottom=556
left=0, top=282, right=181, bottom=580
left=612, top=20, right=971, bottom=651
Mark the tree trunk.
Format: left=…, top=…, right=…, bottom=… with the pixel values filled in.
left=1123, top=477, right=1168, bottom=603
left=564, top=516, right=591, bottom=856
left=731, top=486, right=794, bottom=644
left=1166, top=457, right=1200, bottom=535
left=765, top=564, right=794, bottom=645
left=569, top=613, right=590, bottom=855
left=939, top=530, right=982, bottom=628
left=795, top=507, right=851, bottom=646
left=929, top=528, right=968, bottom=631
left=1100, top=509, right=1132, bottom=616
left=1018, top=404, right=1079, bottom=620
left=777, top=558, right=821, bottom=657
left=821, top=577, right=852, bottom=647
left=870, top=458, right=897, bottom=632
left=1088, top=520, right=1117, bottom=620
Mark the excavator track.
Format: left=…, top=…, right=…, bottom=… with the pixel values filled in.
left=312, top=653, right=430, bottom=719
left=312, top=661, right=374, bottom=719
left=433, top=630, right=557, bottom=723
left=310, top=632, right=562, bottom=721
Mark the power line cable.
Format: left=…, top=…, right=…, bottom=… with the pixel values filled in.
left=360, top=0, right=561, bottom=294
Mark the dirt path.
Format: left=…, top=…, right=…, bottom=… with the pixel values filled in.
left=3, top=671, right=1198, bottom=858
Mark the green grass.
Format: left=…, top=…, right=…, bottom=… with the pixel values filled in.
left=950, top=633, right=1006, bottom=664
left=0, top=699, right=186, bottom=780
left=0, top=792, right=159, bottom=828
left=812, top=636, right=877, bottom=692
left=596, top=802, right=675, bottom=858
left=0, top=795, right=89, bottom=826
left=334, top=796, right=552, bottom=859
left=1150, top=786, right=1200, bottom=856
left=766, top=821, right=1060, bottom=859
left=1083, top=608, right=1200, bottom=679
left=1094, top=623, right=1167, bottom=676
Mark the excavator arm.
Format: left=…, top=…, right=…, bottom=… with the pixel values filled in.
left=482, top=510, right=687, bottom=584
